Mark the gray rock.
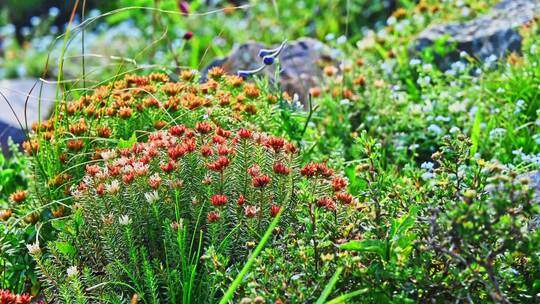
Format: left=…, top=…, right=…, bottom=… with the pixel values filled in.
left=413, top=0, right=540, bottom=68
left=0, top=79, right=56, bottom=155
left=202, top=38, right=339, bottom=103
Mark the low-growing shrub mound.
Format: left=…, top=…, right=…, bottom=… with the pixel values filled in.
left=30, top=123, right=353, bottom=302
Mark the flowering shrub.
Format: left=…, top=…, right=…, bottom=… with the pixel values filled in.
left=23, top=70, right=281, bottom=203
left=30, top=123, right=353, bottom=302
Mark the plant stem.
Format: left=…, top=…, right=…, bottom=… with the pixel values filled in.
left=219, top=209, right=284, bottom=304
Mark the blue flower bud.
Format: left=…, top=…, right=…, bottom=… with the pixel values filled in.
left=263, top=56, right=275, bottom=65
left=258, top=49, right=272, bottom=58
left=237, top=71, right=250, bottom=78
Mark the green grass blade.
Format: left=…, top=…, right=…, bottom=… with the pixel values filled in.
left=470, top=106, right=482, bottom=157
left=326, top=288, right=369, bottom=304
left=316, top=266, right=343, bottom=304
left=219, top=210, right=283, bottom=304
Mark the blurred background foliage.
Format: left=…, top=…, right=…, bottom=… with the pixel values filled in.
left=0, top=0, right=397, bottom=80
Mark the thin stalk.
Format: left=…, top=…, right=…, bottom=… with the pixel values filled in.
left=316, top=267, right=343, bottom=304
left=219, top=208, right=284, bottom=304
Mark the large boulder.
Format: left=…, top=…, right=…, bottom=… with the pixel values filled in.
left=413, top=0, right=540, bottom=68
left=0, top=79, right=56, bottom=155
left=202, top=38, right=339, bottom=103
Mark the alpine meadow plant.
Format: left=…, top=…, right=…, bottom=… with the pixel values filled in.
left=29, top=122, right=353, bottom=302
left=335, top=133, right=540, bottom=303
left=24, top=69, right=281, bottom=205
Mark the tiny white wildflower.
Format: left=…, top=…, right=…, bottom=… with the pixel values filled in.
left=489, top=128, right=506, bottom=139
left=145, top=191, right=160, bottom=204
left=336, top=35, right=347, bottom=45
left=409, top=144, right=419, bottom=150
left=449, top=126, right=461, bottom=133
left=101, top=150, right=117, bottom=160
left=106, top=180, right=120, bottom=194
left=26, top=242, right=41, bottom=255
left=421, top=162, right=434, bottom=170
left=409, top=58, right=421, bottom=66
left=119, top=215, right=132, bottom=226
left=427, top=124, right=443, bottom=135
left=421, top=172, right=435, bottom=180
left=422, top=63, right=433, bottom=72
left=67, top=266, right=79, bottom=277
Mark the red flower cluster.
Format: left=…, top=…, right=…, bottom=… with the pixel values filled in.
left=9, top=190, right=27, bottom=203
left=300, top=162, right=334, bottom=178
left=253, top=175, right=271, bottom=188
left=207, top=156, right=230, bottom=172
left=266, top=136, right=285, bottom=153
left=270, top=204, right=281, bottom=217
left=160, top=160, right=176, bottom=173
left=332, top=176, right=348, bottom=191
left=238, top=128, right=252, bottom=139
left=317, top=197, right=336, bottom=210
left=169, top=125, right=186, bottom=136
left=335, top=192, right=353, bottom=204
left=272, top=162, right=291, bottom=175
left=0, top=290, right=35, bottom=304
left=196, top=122, right=213, bottom=134
left=201, top=146, right=214, bottom=157
left=210, top=194, right=228, bottom=206
left=207, top=211, right=220, bottom=222
left=237, top=195, right=246, bottom=206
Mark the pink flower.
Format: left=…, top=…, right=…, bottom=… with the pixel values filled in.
left=178, top=0, right=190, bottom=16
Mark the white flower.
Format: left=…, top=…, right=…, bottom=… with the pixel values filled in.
left=133, top=162, right=149, bottom=176
left=101, top=150, right=116, bottom=160
left=409, top=58, right=421, bottom=66
left=67, top=266, right=79, bottom=277
left=145, top=191, right=160, bottom=204
left=449, top=126, right=461, bottom=133
left=325, top=33, right=335, bottom=41
left=26, top=242, right=41, bottom=254
left=409, top=144, right=419, bottom=150
left=30, top=16, right=41, bottom=26
left=421, top=162, right=434, bottom=171
left=514, top=99, right=526, bottom=114
left=421, top=172, right=435, bottom=180
left=119, top=215, right=132, bottom=226
left=427, top=124, right=443, bottom=135
left=95, top=167, right=109, bottom=180
left=435, top=115, right=451, bottom=122
left=422, top=64, right=433, bottom=72
left=486, top=54, right=498, bottom=63
left=533, top=133, right=540, bottom=145
left=71, top=188, right=83, bottom=199
left=489, top=128, right=506, bottom=139
left=417, top=76, right=431, bottom=86
left=336, top=35, right=347, bottom=45
left=106, top=180, right=120, bottom=194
